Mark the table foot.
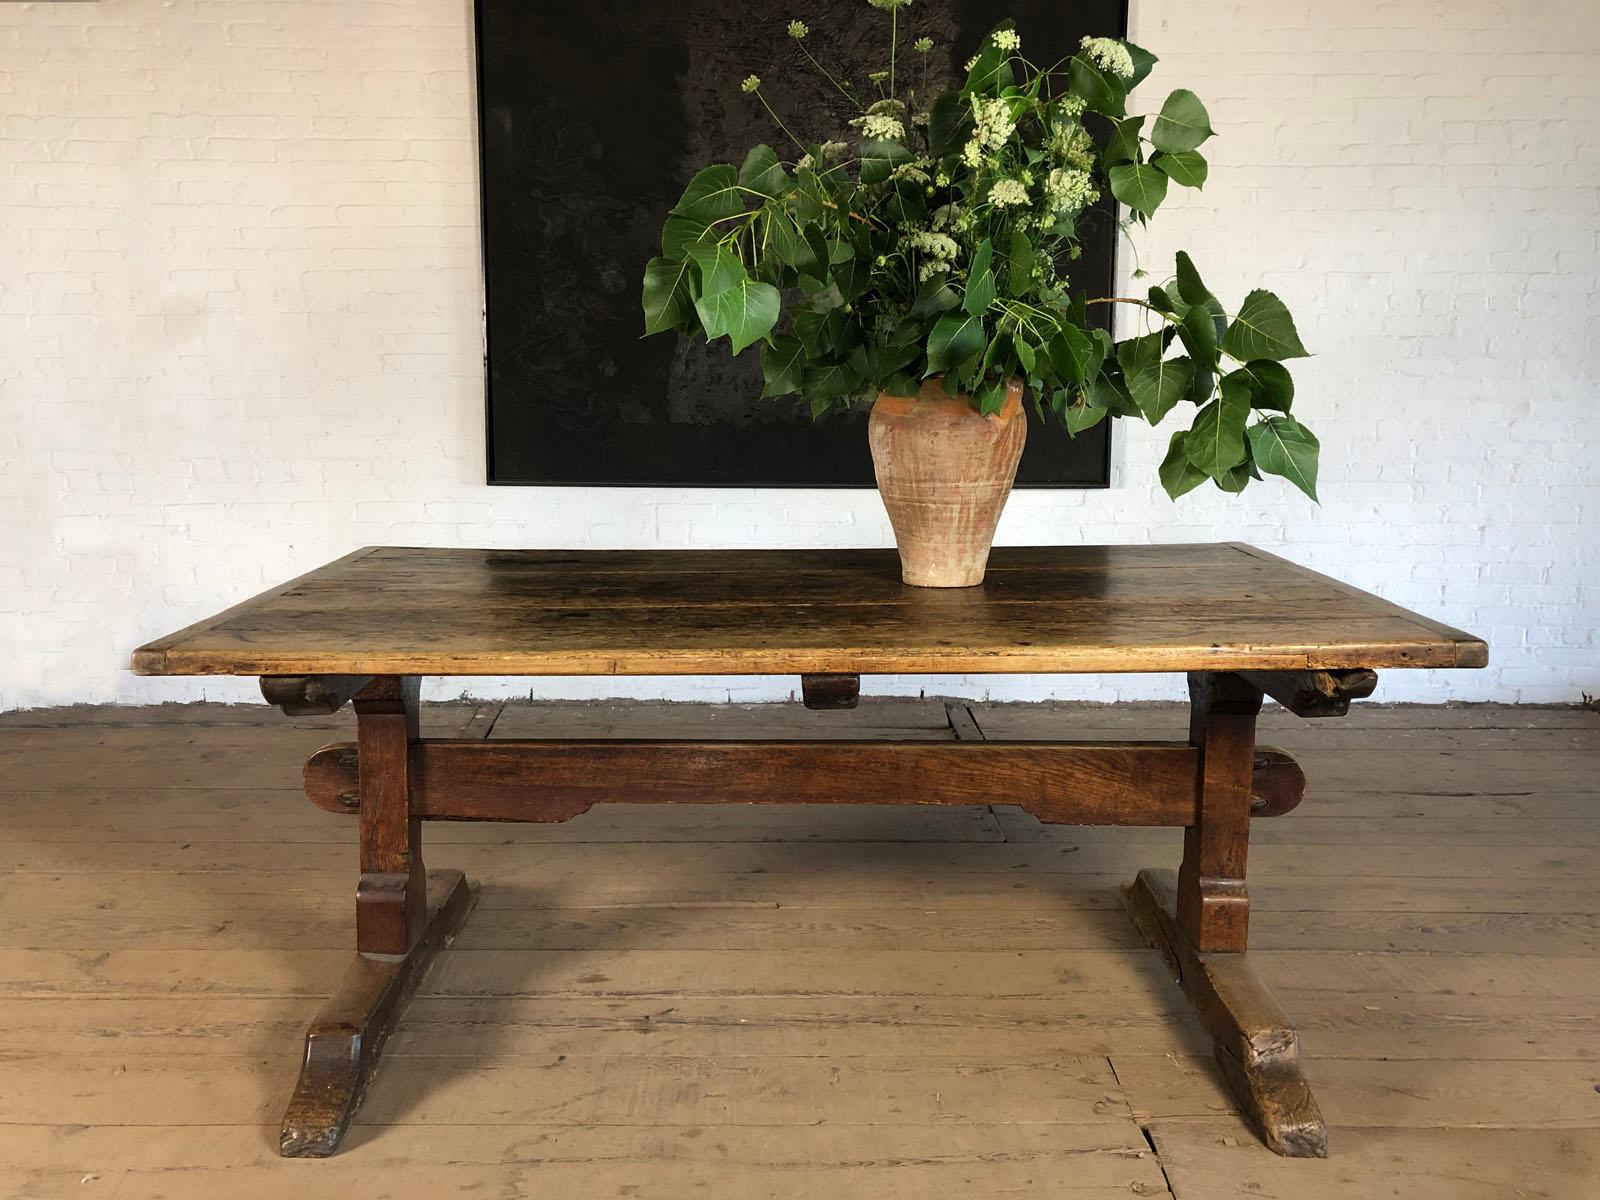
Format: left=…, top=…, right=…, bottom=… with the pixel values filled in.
left=279, top=869, right=476, bottom=1158
left=1124, top=867, right=1328, bottom=1158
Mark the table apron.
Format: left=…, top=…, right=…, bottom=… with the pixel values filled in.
left=304, top=739, right=1213, bottom=827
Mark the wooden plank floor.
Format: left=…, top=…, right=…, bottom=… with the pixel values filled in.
left=0, top=698, right=1596, bottom=1198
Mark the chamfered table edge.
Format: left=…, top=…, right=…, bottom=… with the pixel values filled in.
left=128, top=543, right=1490, bottom=678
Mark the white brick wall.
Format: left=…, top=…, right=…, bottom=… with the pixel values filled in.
left=2, top=0, right=1596, bottom=709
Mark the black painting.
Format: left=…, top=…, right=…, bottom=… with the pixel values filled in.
left=478, top=0, right=1126, bottom=486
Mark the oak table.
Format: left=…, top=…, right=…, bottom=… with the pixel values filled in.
left=130, top=543, right=1487, bottom=1159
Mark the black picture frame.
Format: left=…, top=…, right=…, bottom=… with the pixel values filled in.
left=477, top=0, right=1126, bottom=487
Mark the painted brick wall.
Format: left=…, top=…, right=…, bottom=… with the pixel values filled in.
left=1, top=0, right=1596, bottom=709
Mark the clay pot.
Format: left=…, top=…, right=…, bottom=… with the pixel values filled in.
left=868, top=376, right=1027, bottom=588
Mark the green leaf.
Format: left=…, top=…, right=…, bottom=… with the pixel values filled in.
left=1226, top=360, right=1295, bottom=411
left=1123, top=41, right=1159, bottom=88
left=760, top=334, right=807, bottom=397
left=1105, top=115, right=1146, bottom=165
left=1015, top=336, right=1036, bottom=375
left=1160, top=431, right=1208, bottom=498
left=910, top=279, right=960, bottom=318
left=1184, top=376, right=1252, bottom=480
left=790, top=168, right=828, bottom=223
left=1050, top=324, right=1098, bottom=386
left=1220, top=290, right=1309, bottom=361
left=688, top=242, right=745, bottom=296
left=881, top=372, right=919, bottom=398
left=975, top=375, right=1007, bottom=416
left=1087, top=369, right=1139, bottom=418
left=963, top=22, right=1016, bottom=94
left=738, top=144, right=789, bottom=199
left=1151, top=89, right=1215, bottom=154
left=1062, top=395, right=1109, bottom=436
left=1174, top=251, right=1211, bottom=306
left=1007, top=230, right=1034, bottom=297
left=803, top=359, right=861, bottom=398
left=641, top=257, right=695, bottom=335
left=1067, top=54, right=1126, bottom=118
left=1247, top=416, right=1320, bottom=500
left=1147, top=284, right=1180, bottom=316
left=927, top=91, right=973, bottom=157
left=1126, top=354, right=1195, bottom=424
left=832, top=250, right=870, bottom=303
left=693, top=277, right=781, bottom=354
left=765, top=208, right=821, bottom=279
left=1108, top=162, right=1168, bottom=217
left=1178, top=303, right=1218, bottom=368
left=1115, top=329, right=1164, bottom=377
left=859, top=137, right=915, bottom=185
left=926, top=310, right=987, bottom=375
left=661, top=214, right=717, bottom=260
left=1152, top=149, right=1207, bottom=188
left=672, top=164, right=743, bottom=222
left=963, top=238, right=995, bottom=316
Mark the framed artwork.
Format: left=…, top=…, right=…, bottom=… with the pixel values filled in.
left=478, top=0, right=1125, bottom=486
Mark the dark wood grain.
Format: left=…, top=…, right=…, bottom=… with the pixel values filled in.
left=1239, top=669, right=1380, bottom=718
left=301, top=739, right=1206, bottom=827
left=354, top=677, right=424, bottom=955
left=1125, top=867, right=1328, bottom=1158
left=279, top=869, right=475, bottom=1158
left=128, top=544, right=1488, bottom=677
left=259, top=675, right=375, bottom=716
left=1178, top=672, right=1262, bottom=953
left=1250, top=748, right=1307, bottom=818
left=801, top=674, right=860, bottom=710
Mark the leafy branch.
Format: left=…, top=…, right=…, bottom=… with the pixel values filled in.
left=641, top=11, right=1319, bottom=500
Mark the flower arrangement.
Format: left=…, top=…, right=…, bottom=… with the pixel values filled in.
left=640, top=3, right=1319, bottom=499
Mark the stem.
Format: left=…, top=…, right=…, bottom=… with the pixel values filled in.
left=889, top=8, right=897, bottom=98
left=754, top=91, right=807, bottom=152
left=1086, top=296, right=1165, bottom=315
left=800, top=43, right=863, bottom=111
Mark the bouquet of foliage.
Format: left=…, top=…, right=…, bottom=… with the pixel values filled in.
left=640, top=2, right=1319, bottom=499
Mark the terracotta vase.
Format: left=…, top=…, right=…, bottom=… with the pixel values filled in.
left=867, top=376, right=1027, bottom=588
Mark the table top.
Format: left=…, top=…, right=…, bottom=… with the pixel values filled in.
left=129, top=544, right=1487, bottom=678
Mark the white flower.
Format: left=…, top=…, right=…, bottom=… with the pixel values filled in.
left=970, top=95, right=1015, bottom=151
left=788, top=20, right=808, bottom=39
left=991, top=29, right=1020, bottom=52
left=914, top=37, right=933, bottom=53
left=741, top=74, right=761, bottom=93
left=930, top=203, right=961, bottom=230
left=1050, top=122, right=1096, bottom=171
left=905, top=227, right=959, bottom=280
left=960, top=140, right=983, bottom=169
left=963, top=54, right=979, bottom=72
left=988, top=178, right=1030, bottom=208
left=890, top=162, right=930, bottom=184
left=868, top=0, right=912, bottom=9
left=1079, top=35, right=1134, bottom=79
left=820, top=140, right=849, bottom=160
left=906, top=229, right=959, bottom=259
left=1058, top=93, right=1087, bottom=118
left=862, top=113, right=905, bottom=141
left=1044, top=167, right=1098, bottom=213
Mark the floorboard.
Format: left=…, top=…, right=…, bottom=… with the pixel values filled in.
left=0, top=698, right=1595, bottom=1198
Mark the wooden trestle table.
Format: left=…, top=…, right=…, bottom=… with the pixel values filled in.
left=130, top=543, right=1487, bottom=1160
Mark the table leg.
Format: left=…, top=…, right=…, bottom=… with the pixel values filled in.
left=1124, top=671, right=1328, bottom=1158
left=280, top=675, right=479, bottom=1157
